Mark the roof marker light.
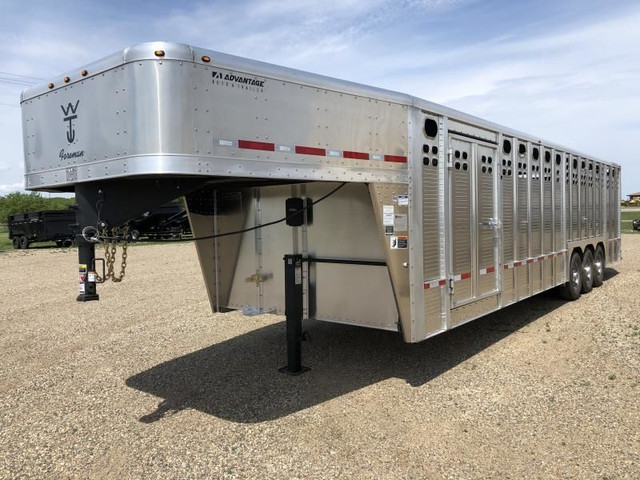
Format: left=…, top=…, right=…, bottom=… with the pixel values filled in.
left=81, top=70, right=88, bottom=76
left=48, top=83, right=54, bottom=89
left=202, top=55, right=211, bottom=63
left=154, top=50, right=165, bottom=57
left=64, top=77, right=70, bottom=83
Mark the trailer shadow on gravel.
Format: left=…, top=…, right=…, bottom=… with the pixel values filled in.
left=127, top=272, right=618, bottom=424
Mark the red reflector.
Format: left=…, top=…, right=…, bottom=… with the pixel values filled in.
left=343, top=150, right=370, bottom=160
left=295, top=145, right=326, bottom=156
left=486, top=267, right=495, bottom=274
left=238, top=140, right=275, bottom=151
left=526, top=259, right=534, bottom=264
left=384, top=155, right=407, bottom=163
left=461, top=272, right=471, bottom=280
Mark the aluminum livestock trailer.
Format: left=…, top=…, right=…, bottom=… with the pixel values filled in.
left=20, top=42, right=621, bottom=373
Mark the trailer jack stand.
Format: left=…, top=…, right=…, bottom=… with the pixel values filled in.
left=279, top=254, right=310, bottom=375
left=77, top=240, right=99, bottom=302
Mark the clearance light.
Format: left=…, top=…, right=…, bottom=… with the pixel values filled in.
left=202, top=55, right=211, bottom=63
left=64, top=77, right=70, bottom=83
left=81, top=70, right=88, bottom=76
left=154, top=50, right=165, bottom=57
left=48, top=83, right=54, bottom=89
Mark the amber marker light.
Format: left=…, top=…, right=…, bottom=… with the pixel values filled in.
left=154, top=50, right=165, bottom=57
left=202, top=55, right=211, bottom=63
left=48, top=83, right=54, bottom=89
left=64, top=77, right=70, bottom=83
left=81, top=70, right=88, bottom=76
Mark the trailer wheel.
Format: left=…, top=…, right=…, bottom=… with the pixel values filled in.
left=559, top=251, right=582, bottom=300
left=129, top=229, right=140, bottom=242
left=19, top=236, right=29, bottom=249
left=581, top=249, right=594, bottom=294
left=12, top=236, right=20, bottom=249
left=592, top=245, right=605, bottom=287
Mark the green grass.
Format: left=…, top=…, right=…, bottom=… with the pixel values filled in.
left=0, top=225, right=11, bottom=251
left=620, top=209, right=639, bottom=233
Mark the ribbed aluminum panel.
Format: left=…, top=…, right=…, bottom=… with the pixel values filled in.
left=424, top=288, right=443, bottom=335
left=450, top=138, right=473, bottom=303
left=543, top=158, right=553, bottom=253
left=422, top=141, right=440, bottom=280
left=530, top=162, right=542, bottom=256
left=554, top=154, right=564, bottom=250
left=571, top=157, right=579, bottom=241
left=517, top=162, right=528, bottom=260
left=580, top=158, right=588, bottom=239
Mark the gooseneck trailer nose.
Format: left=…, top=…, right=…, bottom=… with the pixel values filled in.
left=20, top=42, right=621, bottom=371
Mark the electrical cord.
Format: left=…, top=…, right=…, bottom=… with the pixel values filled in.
left=82, top=182, right=347, bottom=243
left=190, top=182, right=347, bottom=241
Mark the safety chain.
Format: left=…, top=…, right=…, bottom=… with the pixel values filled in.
left=97, top=224, right=129, bottom=283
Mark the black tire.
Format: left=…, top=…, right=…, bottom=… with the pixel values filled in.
left=19, top=236, right=29, bottom=249
left=63, top=239, right=73, bottom=248
left=130, top=230, right=140, bottom=242
left=559, top=251, right=582, bottom=300
left=593, top=245, right=605, bottom=287
left=581, top=249, right=594, bottom=294
left=12, top=236, right=20, bottom=249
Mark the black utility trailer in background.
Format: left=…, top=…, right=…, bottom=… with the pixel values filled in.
left=8, top=209, right=76, bottom=249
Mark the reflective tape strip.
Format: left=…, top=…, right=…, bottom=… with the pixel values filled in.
left=343, top=150, right=370, bottom=160
left=453, top=272, right=471, bottom=281
left=384, top=155, right=408, bottom=163
left=514, top=261, right=522, bottom=267
left=527, top=258, right=535, bottom=264
left=423, top=279, right=446, bottom=289
left=538, top=256, right=546, bottom=262
left=230, top=140, right=406, bottom=164
left=238, top=140, right=275, bottom=151
left=295, top=145, right=326, bottom=156
left=479, top=266, right=495, bottom=275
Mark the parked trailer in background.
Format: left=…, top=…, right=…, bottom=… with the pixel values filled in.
left=8, top=209, right=76, bottom=249
left=20, top=42, right=621, bottom=372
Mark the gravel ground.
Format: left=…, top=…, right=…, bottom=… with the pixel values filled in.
left=0, top=238, right=638, bottom=479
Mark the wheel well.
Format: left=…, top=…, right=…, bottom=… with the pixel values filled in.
left=571, top=247, right=583, bottom=259
left=596, top=241, right=605, bottom=255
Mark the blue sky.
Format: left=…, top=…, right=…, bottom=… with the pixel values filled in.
left=1, top=0, right=638, bottom=195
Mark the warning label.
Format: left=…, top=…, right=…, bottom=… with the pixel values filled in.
left=390, top=236, right=408, bottom=249
left=394, top=195, right=409, bottom=206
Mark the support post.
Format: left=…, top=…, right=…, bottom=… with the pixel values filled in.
left=77, top=239, right=99, bottom=301
left=279, top=254, right=310, bottom=375
left=75, top=183, right=99, bottom=301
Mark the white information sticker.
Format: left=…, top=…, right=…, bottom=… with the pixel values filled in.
left=383, top=205, right=395, bottom=226
left=394, top=195, right=409, bottom=206
left=394, top=214, right=408, bottom=232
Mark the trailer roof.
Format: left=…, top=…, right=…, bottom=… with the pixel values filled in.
left=21, top=41, right=619, bottom=168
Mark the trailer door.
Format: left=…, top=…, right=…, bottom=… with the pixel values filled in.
left=448, top=136, right=499, bottom=308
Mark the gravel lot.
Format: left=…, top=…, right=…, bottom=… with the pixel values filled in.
left=1, top=237, right=638, bottom=479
